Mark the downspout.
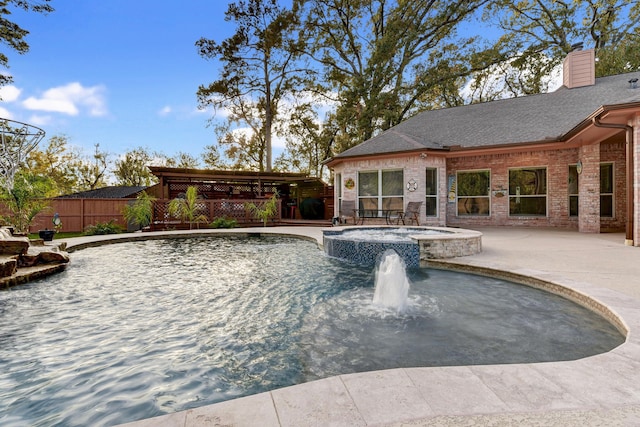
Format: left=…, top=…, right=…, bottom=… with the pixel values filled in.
left=592, top=113, right=635, bottom=246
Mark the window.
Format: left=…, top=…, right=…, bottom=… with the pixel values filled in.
left=509, top=167, right=547, bottom=216
left=568, top=165, right=578, bottom=217
left=425, top=168, right=438, bottom=216
left=358, top=169, right=404, bottom=215
left=457, top=170, right=490, bottom=216
left=600, top=163, right=614, bottom=217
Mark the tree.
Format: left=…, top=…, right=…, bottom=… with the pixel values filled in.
left=201, top=144, right=228, bottom=169
left=196, top=0, right=306, bottom=172
left=73, top=143, right=109, bottom=191
left=168, top=186, right=208, bottom=229
left=479, top=0, right=640, bottom=95
left=0, top=171, right=54, bottom=233
left=595, top=35, right=640, bottom=76
left=245, top=191, right=279, bottom=226
left=113, top=147, right=157, bottom=186
left=122, top=191, right=156, bottom=231
left=26, top=135, right=80, bottom=195
left=166, top=151, right=201, bottom=169
left=0, top=0, right=54, bottom=88
left=274, top=102, right=336, bottom=179
left=296, top=0, right=491, bottom=151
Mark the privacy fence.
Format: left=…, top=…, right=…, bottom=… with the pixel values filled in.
left=23, top=197, right=286, bottom=233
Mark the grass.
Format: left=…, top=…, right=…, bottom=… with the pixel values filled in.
left=28, top=231, right=85, bottom=240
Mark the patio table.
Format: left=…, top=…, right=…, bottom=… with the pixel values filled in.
left=354, top=209, right=399, bottom=225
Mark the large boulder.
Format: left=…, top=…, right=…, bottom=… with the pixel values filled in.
left=0, top=227, right=30, bottom=255
left=0, top=258, right=17, bottom=277
left=19, top=245, right=70, bottom=267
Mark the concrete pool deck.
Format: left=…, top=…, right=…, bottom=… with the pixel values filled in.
left=58, top=227, right=640, bottom=426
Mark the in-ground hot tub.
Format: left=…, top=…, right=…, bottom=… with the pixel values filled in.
left=323, top=226, right=482, bottom=267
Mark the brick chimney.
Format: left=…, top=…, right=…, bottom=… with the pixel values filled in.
left=563, top=48, right=595, bottom=89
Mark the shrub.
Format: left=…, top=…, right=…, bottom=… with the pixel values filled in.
left=83, top=220, right=123, bottom=235
left=122, top=191, right=156, bottom=230
left=245, top=192, right=279, bottom=227
left=210, top=217, right=237, bottom=229
left=168, top=186, right=208, bottom=229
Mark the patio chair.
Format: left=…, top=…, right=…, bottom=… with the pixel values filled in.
left=338, top=200, right=357, bottom=225
left=396, top=201, right=422, bottom=225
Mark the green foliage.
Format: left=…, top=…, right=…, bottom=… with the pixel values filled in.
left=298, top=0, right=487, bottom=151
left=165, top=151, right=201, bottom=169
left=480, top=0, right=640, bottom=96
left=210, top=217, right=238, bottom=229
left=26, top=135, right=79, bottom=196
left=113, top=147, right=157, bottom=186
left=245, top=192, right=279, bottom=227
left=73, top=143, right=109, bottom=191
left=83, top=219, right=123, bottom=235
left=0, top=172, right=53, bottom=233
left=122, top=191, right=156, bottom=230
left=168, top=186, right=208, bottom=229
left=596, top=37, right=640, bottom=76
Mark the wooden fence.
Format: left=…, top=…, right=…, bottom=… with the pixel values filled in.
left=29, top=198, right=132, bottom=233
left=21, top=197, right=286, bottom=233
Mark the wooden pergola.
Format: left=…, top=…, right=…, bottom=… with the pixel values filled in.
left=146, top=167, right=333, bottom=229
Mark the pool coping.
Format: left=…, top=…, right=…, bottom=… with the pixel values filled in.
left=54, top=227, right=640, bottom=426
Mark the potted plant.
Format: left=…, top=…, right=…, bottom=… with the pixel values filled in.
left=38, top=228, right=55, bottom=241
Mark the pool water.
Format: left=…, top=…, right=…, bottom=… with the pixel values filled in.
left=328, top=227, right=445, bottom=242
left=0, top=236, right=624, bottom=426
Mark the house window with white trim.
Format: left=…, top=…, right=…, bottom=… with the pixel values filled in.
left=457, top=170, right=490, bottom=216
left=358, top=169, right=404, bottom=215
left=425, top=167, right=438, bottom=216
left=568, top=165, right=579, bottom=217
left=600, top=163, right=614, bottom=218
left=509, top=167, right=547, bottom=216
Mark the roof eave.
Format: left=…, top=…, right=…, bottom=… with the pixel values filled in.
left=326, top=147, right=450, bottom=168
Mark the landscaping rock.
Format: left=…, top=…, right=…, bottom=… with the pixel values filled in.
left=0, top=258, right=17, bottom=277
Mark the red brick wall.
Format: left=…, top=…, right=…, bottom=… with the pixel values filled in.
left=578, top=143, right=601, bottom=233
left=445, top=145, right=624, bottom=230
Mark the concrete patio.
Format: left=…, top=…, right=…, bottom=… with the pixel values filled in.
left=58, top=227, right=640, bottom=426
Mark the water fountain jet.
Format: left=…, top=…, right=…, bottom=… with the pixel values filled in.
left=372, top=250, right=410, bottom=313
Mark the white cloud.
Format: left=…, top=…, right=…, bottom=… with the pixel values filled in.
left=159, top=105, right=172, bottom=116
left=27, top=114, right=53, bottom=127
left=22, top=82, right=108, bottom=117
left=0, top=85, right=21, bottom=102
left=0, top=106, right=13, bottom=119
left=272, top=135, right=287, bottom=149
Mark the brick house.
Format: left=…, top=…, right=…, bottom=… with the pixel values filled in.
left=326, top=49, right=640, bottom=246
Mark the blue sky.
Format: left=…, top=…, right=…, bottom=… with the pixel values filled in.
left=0, top=1, right=241, bottom=161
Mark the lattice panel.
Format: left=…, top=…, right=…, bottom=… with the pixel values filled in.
left=168, top=183, right=212, bottom=199
left=212, top=200, right=253, bottom=222
left=150, top=199, right=282, bottom=230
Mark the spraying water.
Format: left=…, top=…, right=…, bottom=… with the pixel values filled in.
left=372, top=250, right=410, bottom=312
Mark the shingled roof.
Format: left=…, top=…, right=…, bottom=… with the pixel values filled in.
left=58, top=186, right=147, bottom=199
left=335, top=71, right=640, bottom=159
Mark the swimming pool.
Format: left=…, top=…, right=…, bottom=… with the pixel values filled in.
left=0, top=236, right=624, bottom=426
